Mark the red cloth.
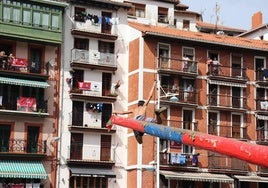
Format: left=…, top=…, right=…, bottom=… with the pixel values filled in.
left=78, top=82, right=91, bottom=90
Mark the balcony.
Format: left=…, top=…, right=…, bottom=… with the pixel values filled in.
left=71, top=20, right=118, bottom=41
left=159, top=86, right=198, bottom=107
left=0, top=138, right=47, bottom=157
left=208, top=124, right=248, bottom=140
left=70, top=49, right=117, bottom=72
left=160, top=153, right=199, bottom=167
left=207, top=64, right=247, bottom=81
left=0, top=56, right=49, bottom=79
left=208, top=152, right=248, bottom=172
left=158, top=56, right=198, bottom=77
left=207, top=93, right=247, bottom=112
left=256, top=128, right=268, bottom=144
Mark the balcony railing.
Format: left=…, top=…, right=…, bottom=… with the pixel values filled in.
left=0, top=138, right=46, bottom=154
left=160, top=153, right=199, bottom=167
left=256, top=99, right=268, bottom=112
left=0, top=99, right=47, bottom=114
left=73, top=19, right=117, bottom=35
left=255, top=69, right=268, bottom=82
left=208, top=152, right=248, bottom=171
left=207, top=64, right=247, bottom=79
left=0, top=57, right=46, bottom=75
left=207, top=93, right=247, bottom=109
left=208, top=124, right=248, bottom=140
left=70, top=143, right=113, bottom=162
left=160, top=86, right=198, bottom=105
left=256, top=128, right=268, bottom=142
left=71, top=49, right=116, bottom=67
left=158, top=56, right=198, bottom=74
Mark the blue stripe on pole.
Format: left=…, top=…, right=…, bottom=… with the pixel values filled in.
left=144, top=123, right=183, bottom=143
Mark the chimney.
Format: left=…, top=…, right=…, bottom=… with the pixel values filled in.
left=252, top=11, right=263, bottom=29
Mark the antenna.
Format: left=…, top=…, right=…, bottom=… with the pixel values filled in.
left=214, top=2, right=220, bottom=33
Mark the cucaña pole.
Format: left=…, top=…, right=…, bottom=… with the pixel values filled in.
left=107, top=115, right=268, bottom=168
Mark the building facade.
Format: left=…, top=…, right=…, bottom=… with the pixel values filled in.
left=0, top=0, right=66, bottom=187
left=59, top=0, right=131, bottom=187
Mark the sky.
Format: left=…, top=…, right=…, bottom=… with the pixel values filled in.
left=180, top=0, right=268, bottom=30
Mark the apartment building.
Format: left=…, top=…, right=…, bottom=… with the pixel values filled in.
left=59, top=0, right=132, bottom=187
left=0, top=0, right=66, bottom=187
left=125, top=18, right=268, bottom=187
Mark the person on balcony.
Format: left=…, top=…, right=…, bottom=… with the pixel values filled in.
left=212, top=57, right=222, bottom=75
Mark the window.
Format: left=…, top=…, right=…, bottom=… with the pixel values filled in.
left=182, top=110, right=193, bottom=154
left=1, top=1, right=61, bottom=30
left=98, top=41, right=114, bottom=54
left=183, top=20, right=190, bottom=30
left=74, top=38, right=89, bottom=50
left=208, top=112, right=218, bottom=135
left=74, top=7, right=86, bottom=22
left=231, top=54, right=243, bottom=77
left=101, top=104, right=112, bottom=128
left=0, top=125, right=11, bottom=152
left=27, top=126, right=40, bottom=153
left=182, top=47, right=194, bottom=60
left=23, top=9, right=31, bottom=25
left=158, top=7, right=168, bottom=23
left=232, top=87, right=241, bottom=108
left=126, top=2, right=145, bottom=18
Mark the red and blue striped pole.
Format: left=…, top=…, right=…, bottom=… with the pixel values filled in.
left=107, top=115, right=268, bottom=168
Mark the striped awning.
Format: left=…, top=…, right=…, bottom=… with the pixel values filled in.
left=160, top=171, right=234, bottom=183
left=0, top=160, right=47, bottom=179
left=70, top=167, right=116, bottom=178
left=256, top=115, right=268, bottom=120
left=234, top=175, right=268, bottom=183
left=208, top=80, right=247, bottom=88
left=0, top=76, right=49, bottom=88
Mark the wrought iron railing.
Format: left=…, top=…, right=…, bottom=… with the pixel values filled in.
left=0, top=138, right=46, bottom=154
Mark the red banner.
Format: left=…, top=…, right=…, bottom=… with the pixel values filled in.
left=78, top=82, right=91, bottom=90
left=12, top=58, right=28, bottom=67
left=17, top=97, right=36, bottom=112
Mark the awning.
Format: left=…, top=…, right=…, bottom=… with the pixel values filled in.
left=160, top=171, right=234, bottom=183
left=0, top=160, right=47, bottom=179
left=234, top=175, right=268, bottom=183
left=256, top=115, right=268, bottom=120
left=69, top=167, right=116, bottom=178
left=208, top=80, right=246, bottom=88
left=0, top=76, right=50, bottom=88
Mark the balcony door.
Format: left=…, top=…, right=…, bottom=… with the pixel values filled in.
left=100, top=135, right=111, bottom=161
left=0, top=125, right=11, bottom=152
left=231, top=54, right=242, bottom=77
left=71, top=133, right=83, bottom=160
left=255, top=57, right=265, bottom=81
left=29, top=47, right=43, bottom=73
left=232, top=87, right=241, bottom=108
left=158, top=43, right=170, bottom=68
left=208, top=112, right=218, bottom=135
left=232, top=114, right=242, bottom=139
left=182, top=109, right=193, bottom=154
left=27, top=126, right=40, bottom=153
